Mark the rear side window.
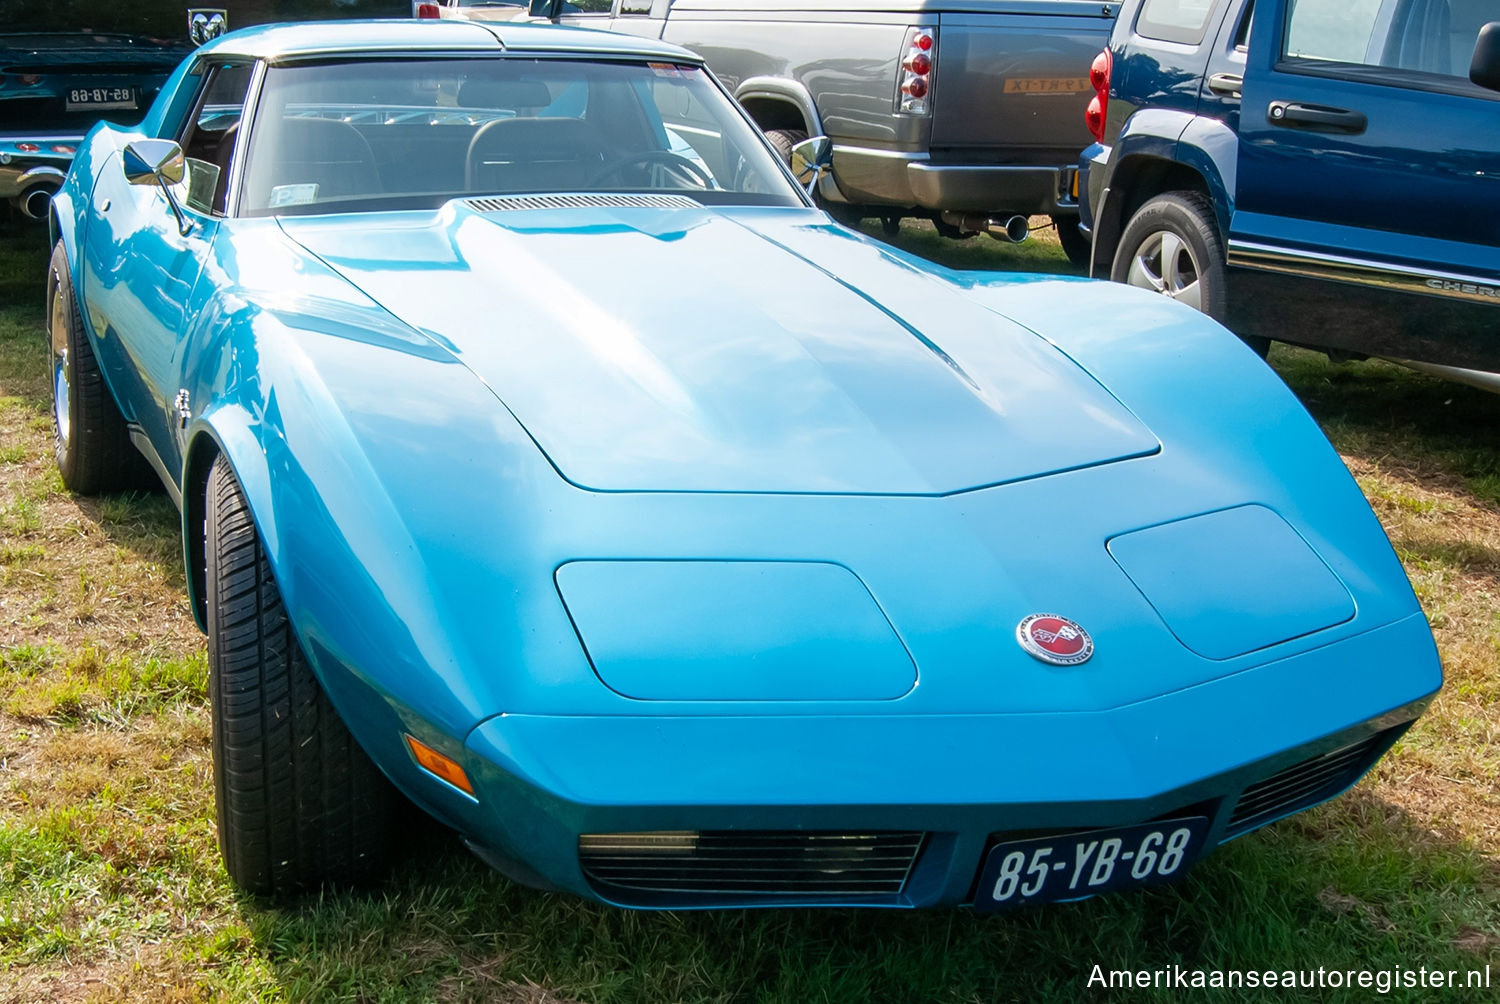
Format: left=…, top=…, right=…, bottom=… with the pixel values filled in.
left=1135, top=0, right=1222, bottom=45
left=1283, top=0, right=1497, bottom=87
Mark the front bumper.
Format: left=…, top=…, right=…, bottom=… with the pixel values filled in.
left=832, top=144, right=1079, bottom=216
left=453, top=611, right=1437, bottom=909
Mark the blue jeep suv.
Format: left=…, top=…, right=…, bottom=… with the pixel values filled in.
left=1078, top=0, right=1500, bottom=381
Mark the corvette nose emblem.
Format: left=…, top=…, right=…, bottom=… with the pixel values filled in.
left=1017, top=614, right=1094, bottom=665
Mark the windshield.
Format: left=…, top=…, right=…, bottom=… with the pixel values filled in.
left=239, top=57, right=804, bottom=216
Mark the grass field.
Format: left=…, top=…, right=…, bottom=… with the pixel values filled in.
left=0, top=214, right=1496, bottom=1003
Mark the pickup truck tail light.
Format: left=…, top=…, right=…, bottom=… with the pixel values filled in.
left=416, top=3, right=441, bottom=18
left=897, top=27, right=936, bottom=115
left=1085, top=48, right=1111, bottom=143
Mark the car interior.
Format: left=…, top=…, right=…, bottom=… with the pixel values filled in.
left=220, top=58, right=788, bottom=216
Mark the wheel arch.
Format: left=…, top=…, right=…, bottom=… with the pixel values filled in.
left=181, top=413, right=273, bottom=633
left=734, top=77, right=823, bottom=137
left=1093, top=154, right=1215, bottom=271
left=1092, top=110, right=1236, bottom=272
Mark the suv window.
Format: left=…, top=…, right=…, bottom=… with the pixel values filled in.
left=1284, top=0, right=1493, bottom=82
left=1136, top=0, right=1222, bottom=45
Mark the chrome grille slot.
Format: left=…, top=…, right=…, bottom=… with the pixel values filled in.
left=579, top=830, right=925, bottom=898
left=1227, top=732, right=1389, bottom=836
left=465, top=194, right=702, bottom=212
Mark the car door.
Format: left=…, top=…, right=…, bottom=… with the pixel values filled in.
left=80, top=60, right=254, bottom=478
left=1230, top=0, right=1500, bottom=367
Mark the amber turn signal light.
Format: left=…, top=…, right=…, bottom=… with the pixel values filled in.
left=404, top=733, right=475, bottom=796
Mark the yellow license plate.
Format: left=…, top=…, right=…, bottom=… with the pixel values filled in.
left=1004, top=78, right=1090, bottom=94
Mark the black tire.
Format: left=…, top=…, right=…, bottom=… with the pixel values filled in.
left=763, top=126, right=864, bottom=226
left=206, top=455, right=394, bottom=895
left=1052, top=215, right=1091, bottom=270
left=1109, top=191, right=1269, bottom=357
left=46, top=240, right=138, bottom=493
left=763, top=127, right=808, bottom=165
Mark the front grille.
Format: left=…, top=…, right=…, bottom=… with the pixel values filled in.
left=465, top=193, right=702, bottom=213
left=1227, top=731, right=1391, bottom=836
left=579, top=830, right=925, bottom=898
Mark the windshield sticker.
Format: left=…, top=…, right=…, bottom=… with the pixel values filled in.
left=268, top=184, right=319, bottom=208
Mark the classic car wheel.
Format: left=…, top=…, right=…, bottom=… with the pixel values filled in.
left=206, top=455, right=394, bottom=895
left=1052, top=215, right=1091, bottom=269
left=46, top=241, right=140, bottom=494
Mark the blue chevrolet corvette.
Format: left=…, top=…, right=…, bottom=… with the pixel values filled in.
left=45, top=20, right=1440, bottom=911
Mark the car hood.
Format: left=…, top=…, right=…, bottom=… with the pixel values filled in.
left=279, top=204, right=1158, bottom=494
left=0, top=33, right=189, bottom=71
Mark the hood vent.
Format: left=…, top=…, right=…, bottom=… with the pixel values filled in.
left=465, top=193, right=703, bottom=213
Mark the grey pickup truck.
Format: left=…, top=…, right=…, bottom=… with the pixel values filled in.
left=526, top=0, right=1118, bottom=260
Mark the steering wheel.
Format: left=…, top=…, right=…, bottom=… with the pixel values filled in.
left=587, top=149, right=714, bottom=189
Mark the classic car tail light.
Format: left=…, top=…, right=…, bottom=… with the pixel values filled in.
left=50, top=144, right=75, bottom=155
left=897, top=27, right=936, bottom=114
left=416, top=2, right=441, bottom=17
left=15, top=142, right=40, bottom=153
left=1086, top=48, right=1112, bottom=143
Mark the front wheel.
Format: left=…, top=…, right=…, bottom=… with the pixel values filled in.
left=206, top=455, right=395, bottom=895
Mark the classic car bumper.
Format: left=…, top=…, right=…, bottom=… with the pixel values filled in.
left=0, top=135, right=79, bottom=215
left=453, top=611, right=1438, bottom=909
left=831, top=144, right=1079, bottom=216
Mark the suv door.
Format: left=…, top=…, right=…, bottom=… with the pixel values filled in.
left=1230, top=0, right=1500, bottom=368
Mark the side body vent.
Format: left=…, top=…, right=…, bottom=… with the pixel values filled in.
left=579, top=830, right=925, bottom=901
left=465, top=194, right=703, bottom=212
left=1227, top=730, right=1394, bottom=836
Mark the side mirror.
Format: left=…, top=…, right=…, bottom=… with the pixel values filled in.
left=527, top=0, right=562, bottom=19
left=789, top=134, right=833, bottom=195
left=1471, top=21, right=1500, bottom=92
left=123, top=139, right=193, bottom=235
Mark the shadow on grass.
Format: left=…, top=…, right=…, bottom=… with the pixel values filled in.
left=1271, top=347, right=1500, bottom=509
left=232, top=788, right=1497, bottom=1004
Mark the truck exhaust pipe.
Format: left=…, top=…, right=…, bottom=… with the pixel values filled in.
left=990, top=214, right=1030, bottom=243
left=940, top=212, right=1031, bottom=243
left=19, top=184, right=57, bottom=221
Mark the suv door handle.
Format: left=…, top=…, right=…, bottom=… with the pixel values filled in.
left=1266, top=101, right=1367, bottom=134
left=1207, top=72, right=1242, bottom=97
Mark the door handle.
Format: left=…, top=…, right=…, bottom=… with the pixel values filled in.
left=1266, top=101, right=1367, bottom=134
left=1207, top=72, right=1242, bottom=97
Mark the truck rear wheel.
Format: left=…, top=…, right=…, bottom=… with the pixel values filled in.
left=763, top=127, right=808, bottom=165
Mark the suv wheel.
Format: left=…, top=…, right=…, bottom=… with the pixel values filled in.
left=1111, top=192, right=1227, bottom=317
left=1112, top=192, right=1268, bottom=356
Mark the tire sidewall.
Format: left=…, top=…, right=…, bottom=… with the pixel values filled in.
left=1111, top=193, right=1228, bottom=321
left=47, top=243, right=83, bottom=484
